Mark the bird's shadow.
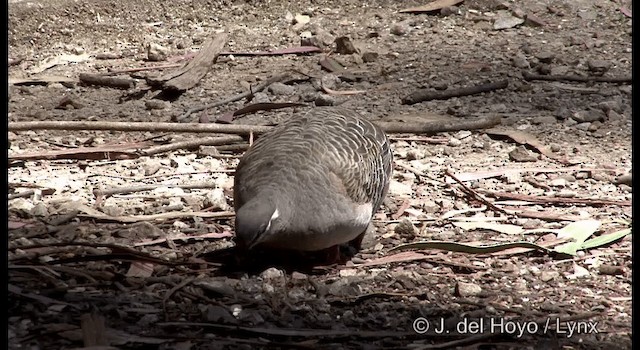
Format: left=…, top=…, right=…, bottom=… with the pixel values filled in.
left=200, top=245, right=357, bottom=276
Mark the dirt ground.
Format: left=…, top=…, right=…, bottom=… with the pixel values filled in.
left=8, top=0, right=632, bottom=348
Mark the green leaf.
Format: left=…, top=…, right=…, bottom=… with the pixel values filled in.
left=580, top=228, right=631, bottom=250
left=553, top=220, right=602, bottom=255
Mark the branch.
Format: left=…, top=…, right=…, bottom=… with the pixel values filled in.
left=375, top=115, right=501, bottom=134
left=141, top=135, right=245, bottom=156
left=9, top=115, right=501, bottom=136
left=9, top=121, right=272, bottom=135
left=402, top=80, right=508, bottom=105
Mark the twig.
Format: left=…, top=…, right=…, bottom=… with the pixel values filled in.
left=480, top=190, right=632, bottom=207
left=93, top=182, right=219, bottom=197
left=79, top=73, right=135, bottom=89
left=522, top=71, right=632, bottom=84
left=445, top=169, right=510, bottom=215
left=140, top=135, right=245, bottom=156
left=89, top=169, right=235, bottom=181
left=9, top=121, right=273, bottom=135
left=402, top=80, right=509, bottom=105
left=163, top=276, right=198, bottom=321
left=176, top=74, right=290, bottom=122
left=375, top=115, right=501, bottom=134
left=9, top=115, right=501, bottom=136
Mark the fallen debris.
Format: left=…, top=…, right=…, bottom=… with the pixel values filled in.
left=79, top=73, right=135, bottom=89
left=402, top=80, right=508, bottom=105
left=147, top=33, right=228, bottom=92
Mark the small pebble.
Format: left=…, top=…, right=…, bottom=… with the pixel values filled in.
left=391, top=23, right=408, bottom=36
left=456, top=282, right=482, bottom=297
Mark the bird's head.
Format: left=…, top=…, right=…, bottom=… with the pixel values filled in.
left=234, top=198, right=282, bottom=250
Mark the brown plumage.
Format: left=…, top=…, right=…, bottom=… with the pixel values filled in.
left=233, top=107, right=393, bottom=253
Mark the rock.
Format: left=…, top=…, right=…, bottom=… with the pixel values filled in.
left=193, top=279, right=236, bottom=296
left=550, top=65, right=570, bottom=76
left=204, top=305, right=237, bottom=324
left=439, top=5, right=459, bottom=16
left=334, top=36, right=357, bottom=54
left=293, top=14, right=310, bottom=25
left=268, top=82, right=295, bottom=95
left=394, top=218, right=416, bottom=238
left=199, top=145, right=220, bottom=156
left=532, top=116, right=557, bottom=125
left=597, top=100, right=623, bottom=114
left=130, top=221, right=163, bottom=238
left=260, top=267, right=285, bottom=280
left=143, top=159, right=162, bottom=176
left=525, top=14, right=546, bottom=27
left=494, top=13, right=525, bottom=30
left=314, top=94, right=336, bottom=106
left=31, top=202, right=48, bottom=217
left=299, top=30, right=317, bottom=47
left=587, top=59, right=611, bottom=75
left=455, top=282, right=482, bottom=297
left=454, top=130, right=472, bottom=139
left=146, top=43, right=169, bottom=62
left=556, top=190, right=577, bottom=198
left=102, top=204, right=125, bottom=217
left=588, top=121, right=602, bottom=132
left=571, top=110, right=605, bottom=123
left=320, top=74, right=340, bottom=90
left=447, top=137, right=462, bottom=147
left=540, top=270, right=559, bottom=282
left=204, top=188, right=229, bottom=211
left=251, top=92, right=270, bottom=104
left=145, top=100, right=169, bottom=110
left=578, top=9, right=597, bottom=21
left=509, top=146, right=538, bottom=162
left=549, top=178, right=567, bottom=187
left=535, top=51, right=555, bottom=63
left=512, top=55, right=530, bottom=69
left=361, top=52, right=379, bottom=63
left=390, top=22, right=409, bottom=35
left=575, top=122, right=591, bottom=131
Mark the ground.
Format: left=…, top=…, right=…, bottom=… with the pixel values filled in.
left=7, top=0, right=632, bottom=348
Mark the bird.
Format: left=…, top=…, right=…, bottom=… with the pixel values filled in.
left=232, top=107, right=393, bottom=261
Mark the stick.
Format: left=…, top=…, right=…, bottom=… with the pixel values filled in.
left=78, top=73, right=134, bottom=89
left=445, top=170, right=510, bottom=215
left=402, top=80, right=508, bottom=105
left=93, top=182, right=219, bottom=197
left=9, top=121, right=272, bottom=135
left=8, top=115, right=501, bottom=135
left=375, top=115, right=501, bottom=134
left=522, top=71, right=632, bottom=84
left=480, top=190, right=631, bottom=207
left=176, top=73, right=290, bottom=122
left=141, top=135, right=244, bottom=156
